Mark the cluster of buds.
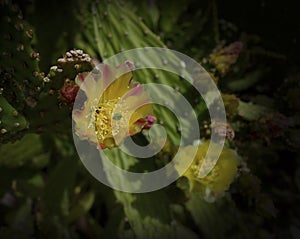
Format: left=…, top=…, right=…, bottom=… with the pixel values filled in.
left=57, top=49, right=92, bottom=66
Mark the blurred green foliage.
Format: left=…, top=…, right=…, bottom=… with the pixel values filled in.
left=0, top=0, right=299, bottom=238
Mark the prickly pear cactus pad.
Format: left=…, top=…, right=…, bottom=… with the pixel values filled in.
left=0, top=0, right=299, bottom=238
left=0, top=0, right=42, bottom=142
left=0, top=94, right=28, bottom=142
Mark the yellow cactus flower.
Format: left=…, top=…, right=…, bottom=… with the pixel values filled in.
left=177, top=141, right=240, bottom=197
left=73, top=61, right=155, bottom=149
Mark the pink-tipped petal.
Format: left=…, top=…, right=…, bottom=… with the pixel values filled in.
left=126, top=84, right=144, bottom=97
left=102, top=64, right=114, bottom=87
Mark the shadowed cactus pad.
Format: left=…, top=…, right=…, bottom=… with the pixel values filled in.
left=0, top=0, right=42, bottom=111
left=0, top=95, right=28, bottom=143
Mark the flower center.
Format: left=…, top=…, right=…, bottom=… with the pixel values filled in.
left=94, top=98, right=129, bottom=142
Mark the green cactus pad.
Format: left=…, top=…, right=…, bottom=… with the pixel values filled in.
left=0, top=0, right=42, bottom=112
left=0, top=95, right=28, bottom=143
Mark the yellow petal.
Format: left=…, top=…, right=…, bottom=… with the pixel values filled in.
left=102, top=64, right=133, bottom=100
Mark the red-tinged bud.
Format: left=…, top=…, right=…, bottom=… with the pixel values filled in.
left=59, top=81, right=79, bottom=105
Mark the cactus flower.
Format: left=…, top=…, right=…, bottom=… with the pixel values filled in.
left=210, top=41, right=243, bottom=76
left=176, top=141, right=240, bottom=198
left=73, top=62, right=154, bottom=149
